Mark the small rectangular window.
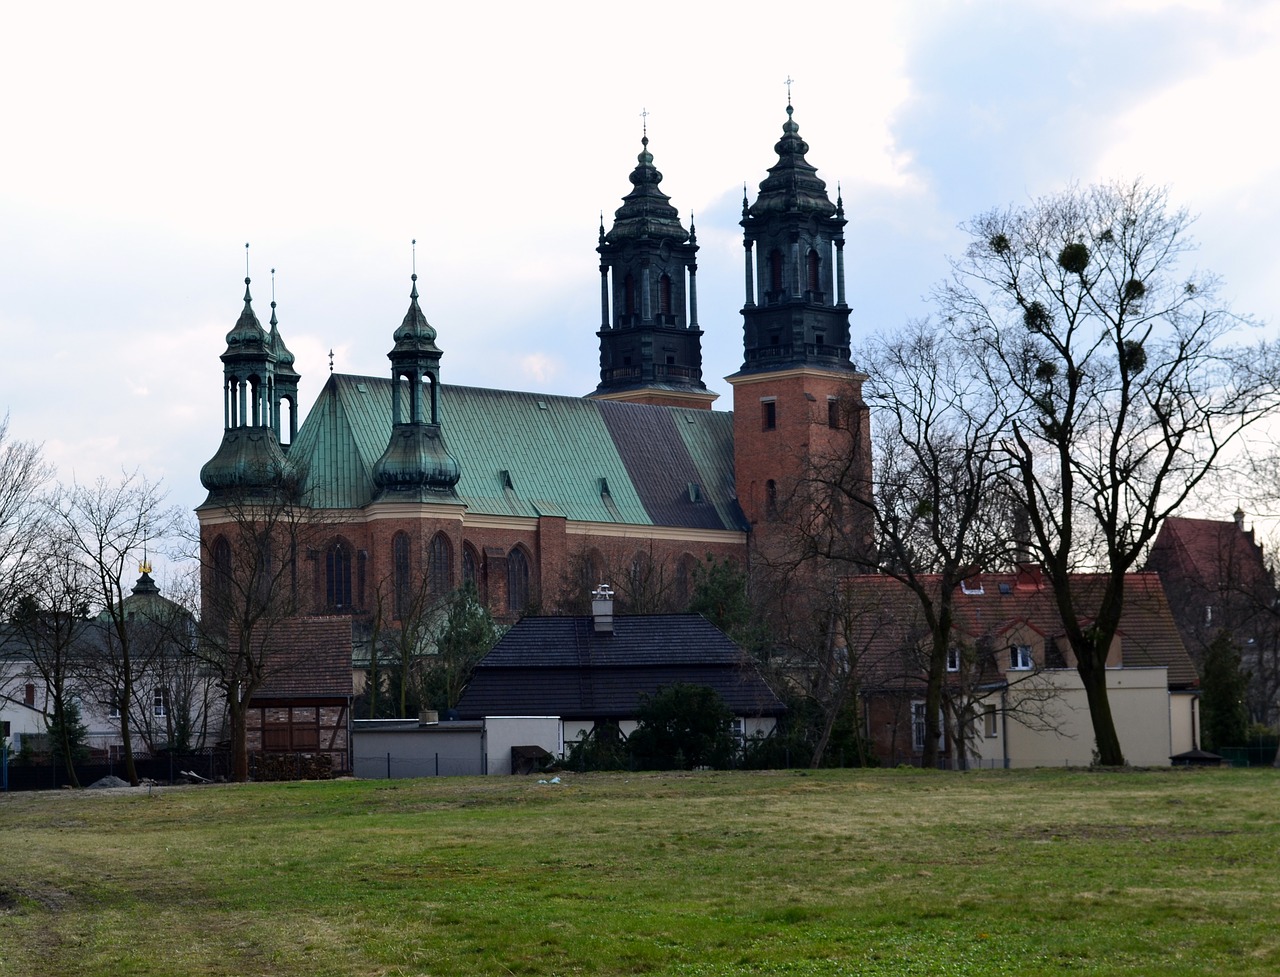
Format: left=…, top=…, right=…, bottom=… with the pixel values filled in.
left=946, top=647, right=961, bottom=672
left=762, top=400, right=777, bottom=431
left=1010, top=645, right=1033, bottom=670
left=153, top=688, right=167, bottom=718
left=827, top=397, right=840, bottom=429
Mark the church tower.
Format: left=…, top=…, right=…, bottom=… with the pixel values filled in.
left=371, top=270, right=461, bottom=500
left=728, top=103, right=871, bottom=542
left=590, top=132, right=715, bottom=409
left=199, top=272, right=290, bottom=503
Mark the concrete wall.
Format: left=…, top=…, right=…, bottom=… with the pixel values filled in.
left=483, top=716, right=562, bottom=775
left=352, top=720, right=485, bottom=778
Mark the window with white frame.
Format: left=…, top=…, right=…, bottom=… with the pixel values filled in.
left=1010, top=644, right=1033, bottom=670
left=153, top=687, right=167, bottom=718
left=946, top=647, right=961, bottom=672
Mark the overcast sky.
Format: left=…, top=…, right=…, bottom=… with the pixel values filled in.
left=3, top=0, right=1278, bottom=575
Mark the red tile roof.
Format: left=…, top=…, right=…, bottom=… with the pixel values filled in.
left=1147, top=516, right=1271, bottom=594
left=844, top=570, right=1198, bottom=689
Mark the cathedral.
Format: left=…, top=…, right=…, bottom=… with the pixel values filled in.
left=197, top=102, right=872, bottom=623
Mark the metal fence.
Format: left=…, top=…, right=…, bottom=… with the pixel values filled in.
left=1, top=748, right=233, bottom=792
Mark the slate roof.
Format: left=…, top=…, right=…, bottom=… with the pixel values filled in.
left=455, top=613, right=785, bottom=720
left=846, top=570, right=1199, bottom=690
left=250, top=617, right=355, bottom=700
left=288, top=375, right=747, bottom=531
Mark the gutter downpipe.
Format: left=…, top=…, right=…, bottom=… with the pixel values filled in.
left=1001, top=688, right=1010, bottom=769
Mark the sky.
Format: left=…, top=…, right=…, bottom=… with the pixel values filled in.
left=3, top=0, right=1279, bottom=580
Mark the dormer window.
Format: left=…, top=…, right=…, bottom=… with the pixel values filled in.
left=1010, top=645, right=1033, bottom=670
left=946, top=648, right=961, bottom=672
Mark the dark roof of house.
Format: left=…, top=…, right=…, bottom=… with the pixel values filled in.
left=250, top=617, right=355, bottom=700
left=287, top=375, right=747, bottom=532
left=455, top=613, right=785, bottom=720
left=1147, top=516, right=1272, bottom=594
left=846, top=569, right=1198, bottom=690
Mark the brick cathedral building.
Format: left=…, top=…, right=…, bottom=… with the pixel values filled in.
left=197, top=103, right=872, bottom=625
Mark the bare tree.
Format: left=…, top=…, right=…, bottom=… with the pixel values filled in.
left=941, top=180, right=1280, bottom=765
left=192, top=484, right=325, bottom=782
left=48, top=472, right=180, bottom=785
left=793, top=322, right=1012, bottom=767
left=7, top=538, right=94, bottom=785
left=0, top=415, right=53, bottom=620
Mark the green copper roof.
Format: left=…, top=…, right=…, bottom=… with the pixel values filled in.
left=289, top=374, right=746, bottom=532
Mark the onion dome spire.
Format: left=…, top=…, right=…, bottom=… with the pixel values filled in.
left=373, top=252, right=460, bottom=499
left=201, top=251, right=289, bottom=503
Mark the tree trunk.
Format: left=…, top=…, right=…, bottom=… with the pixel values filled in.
left=119, top=670, right=139, bottom=786
left=1076, top=648, right=1125, bottom=766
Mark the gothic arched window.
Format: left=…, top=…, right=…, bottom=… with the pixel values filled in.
left=326, top=540, right=353, bottom=611
left=507, top=546, right=530, bottom=613
left=462, top=542, right=479, bottom=590
left=429, top=533, right=453, bottom=595
left=392, top=532, right=411, bottom=620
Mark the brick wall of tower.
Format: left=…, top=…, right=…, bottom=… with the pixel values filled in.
left=730, top=366, right=873, bottom=562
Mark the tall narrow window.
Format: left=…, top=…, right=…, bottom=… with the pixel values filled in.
left=392, top=532, right=411, bottom=619
left=326, top=540, right=352, bottom=611
left=212, top=536, right=232, bottom=612
left=807, top=249, right=820, bottom=292
left=769, top=250, right=784, bottom=293
left=507, top=547, right=530, bottom=613
left=462, top=542, right=479, bottom=590
left=911, top=701, right=928, bottom=752
left=153, top=687, right=167, bottom=719
left=659, top=274, right=672, bottom=315
left=827, top=397, right=840, bottom=429
left=765, top=480, right=779, bottom=521
left=623, top=273, right=636, bottom=316
left=762, top=400, right=777, bottom=431
left=429, top=533, right=453, bottom=595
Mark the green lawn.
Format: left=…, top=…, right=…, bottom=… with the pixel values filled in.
left=1, top=768, right=1277, bottom=976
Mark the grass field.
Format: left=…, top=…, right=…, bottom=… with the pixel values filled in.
left=1, top=767, right=1278, bottom=976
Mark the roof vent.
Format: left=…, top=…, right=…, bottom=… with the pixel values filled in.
left=688, top=482, right=703, bottom=503
left=591, top=584, right=615, bottom=634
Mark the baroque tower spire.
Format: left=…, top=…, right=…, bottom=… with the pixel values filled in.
left=737, top=103, right=852, bottom=374
left=199, top=245, right=289, bottom=503
left=590, top=124, right=715, bottom=409
left=371, top=249, right=461, bottom=499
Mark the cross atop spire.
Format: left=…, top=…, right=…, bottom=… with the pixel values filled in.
left=785, top=75, right=793, bottom=106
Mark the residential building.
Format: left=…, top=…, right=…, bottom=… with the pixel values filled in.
left=848, top=567, right=1200, bottom=768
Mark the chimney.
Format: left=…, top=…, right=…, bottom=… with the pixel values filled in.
left=591, top=584, right=615, bottom=634
left=1234, top=508, right=1246, bottom=532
